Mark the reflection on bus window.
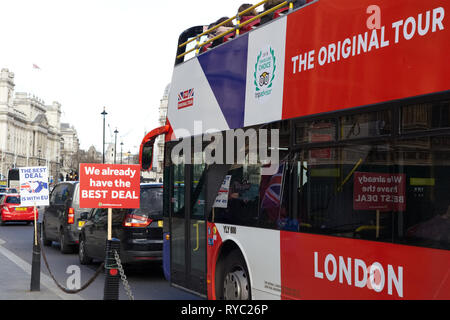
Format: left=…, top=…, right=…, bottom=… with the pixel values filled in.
left=340, top=109, right=391, bottom=140
left=258, top=161, right=292, bottom=230
left=214, top=164, right=261, bottom=226
left=402, top=100, right=450, bottom=132
left=289, top=134, right=449, bottom=251
left=295, top=119, right=336, bottom=145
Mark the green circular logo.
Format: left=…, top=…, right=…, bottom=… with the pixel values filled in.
left=254, top=46, right=276, bottom=102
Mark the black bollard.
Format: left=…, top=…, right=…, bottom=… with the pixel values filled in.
left=103, top=238, right=121, bottom=300
left=30, top=222, right=41, bottom=292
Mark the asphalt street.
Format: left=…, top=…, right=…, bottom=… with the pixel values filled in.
left=0, top=220, right=201, bottom=300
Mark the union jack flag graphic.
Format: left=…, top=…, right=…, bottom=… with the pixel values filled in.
left=20, top=181, right=48, bottom=193
left=21, top=182, right=31, bottom=192
left=259, top=162, right=298, bottom=230
left=178, top=88, right=194, bottom=109
left=260, top=163, right=285, bottom=210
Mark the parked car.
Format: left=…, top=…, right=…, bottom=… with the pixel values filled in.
left=78, top=183, right=163, bottom=265
left=42, top=181, right=88, bottom=253
left=0, top=194, right=37, bottom=225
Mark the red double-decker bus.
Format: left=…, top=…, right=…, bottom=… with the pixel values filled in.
left=140, top=0, right=450, bottom=299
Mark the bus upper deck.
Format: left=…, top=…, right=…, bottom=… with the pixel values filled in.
left=158, top=0, right=449, bottom=144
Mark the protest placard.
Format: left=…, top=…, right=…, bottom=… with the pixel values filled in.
left=79, top=163, right=140, bottom=209
left=19, top=166, right=49, bottom=206
left=213, top=175, right=232, bottom=208
left=353, top=172, right=406, bottom=212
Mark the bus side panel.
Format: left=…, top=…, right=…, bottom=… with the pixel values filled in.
left=167, top=58, right=230, bottom=140
left=244, top=16, right=287, bottom=127
left=283, top=0, right=450, bottom=120
left=280, top=232, right=450, bottom=300
left=207, top=223, right=282, bottom=300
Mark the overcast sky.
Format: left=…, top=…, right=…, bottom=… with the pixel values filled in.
left=0, top=0, right=251, bottom=154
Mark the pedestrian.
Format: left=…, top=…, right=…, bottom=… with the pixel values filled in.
left=260, top=0, right=306, bottom=25
left=213, top=17, right=234, bottom=35
left=238, top=3, right=260, bottom=34
left=201, top=22, right=216, bottom=53
left=211, top=17, right=234, bottom=48
left=238, top=3, right=257, bottom=18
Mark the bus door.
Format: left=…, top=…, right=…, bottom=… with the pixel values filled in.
left=169, top=154, right=207, bottom=297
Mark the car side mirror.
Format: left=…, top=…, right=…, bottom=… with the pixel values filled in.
left=80, top=212, right=89, bottom=220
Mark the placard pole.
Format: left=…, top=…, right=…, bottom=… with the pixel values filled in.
left=30, top=211, right=41, bottom=292
left=33, top=202, right=38, bottom=245
left=376, top=209, right=380, bottom=239
left=104, top=207, right=120, bottom=300
left=107, top=207, right=112, bottom=240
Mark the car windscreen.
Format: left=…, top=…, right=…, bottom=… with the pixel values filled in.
left=6, top=196, right=20, bottom=204
left=134, top=187, right=163, bottom=217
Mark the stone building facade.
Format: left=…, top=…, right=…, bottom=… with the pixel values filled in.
left=0, top=68, right=72, bottom=184
left=60, top=122, right=80, bottom=180
left=156, top=83, right=170, bottom=182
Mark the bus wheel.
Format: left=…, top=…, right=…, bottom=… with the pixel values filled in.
left=222, top=250, right=250, bottom=300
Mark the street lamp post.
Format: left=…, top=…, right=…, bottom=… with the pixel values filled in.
left=114, top=128, right=118, bottom=164
left=101, top=107, right=108, bottom=164
left=120, top=142, right=123, bottom=164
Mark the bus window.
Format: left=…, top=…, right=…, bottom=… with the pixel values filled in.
left=340, top=109, right=392, bottom=140
left=402, top=100, right=450, bottom=132
left=258, top=160, right=293, bottom=230
left=213, top=164, right=261, bottom=227
left=290, top=132, right=450, bottom=251
left=396, top=136, right=450, bottom=250
left=293, top=141, right=396, bottom=241
left=295, top=119, right=336, bottom=145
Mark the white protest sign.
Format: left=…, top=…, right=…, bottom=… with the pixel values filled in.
left=213, top=175, right=232, bottom=208
left=19, top=166, right=50, bottom=206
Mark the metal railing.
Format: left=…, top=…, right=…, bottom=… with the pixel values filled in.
left=176, top=0, right=293, bottom=60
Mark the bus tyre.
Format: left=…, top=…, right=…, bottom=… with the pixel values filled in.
left=222, top=250, right=251, bottom=300
left=41, top=223, right=52, bottom=246
left=79, top=236, right=92, bottom=265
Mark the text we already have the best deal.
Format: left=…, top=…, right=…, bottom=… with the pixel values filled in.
left=79, top=163, right=140, bottom=209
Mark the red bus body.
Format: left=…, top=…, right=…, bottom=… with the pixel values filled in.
left=143, top=0, right=450, bottom=300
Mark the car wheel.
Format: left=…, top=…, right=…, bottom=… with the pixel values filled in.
left=0, top=213, right=5, bottom=226
left=221, top=250, right=251, bottom=300
left=59, top=229, right=73, bottom=254
left=79, top=236, right=93, bottom=265
left=41, top=223, right=52, bottom=246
